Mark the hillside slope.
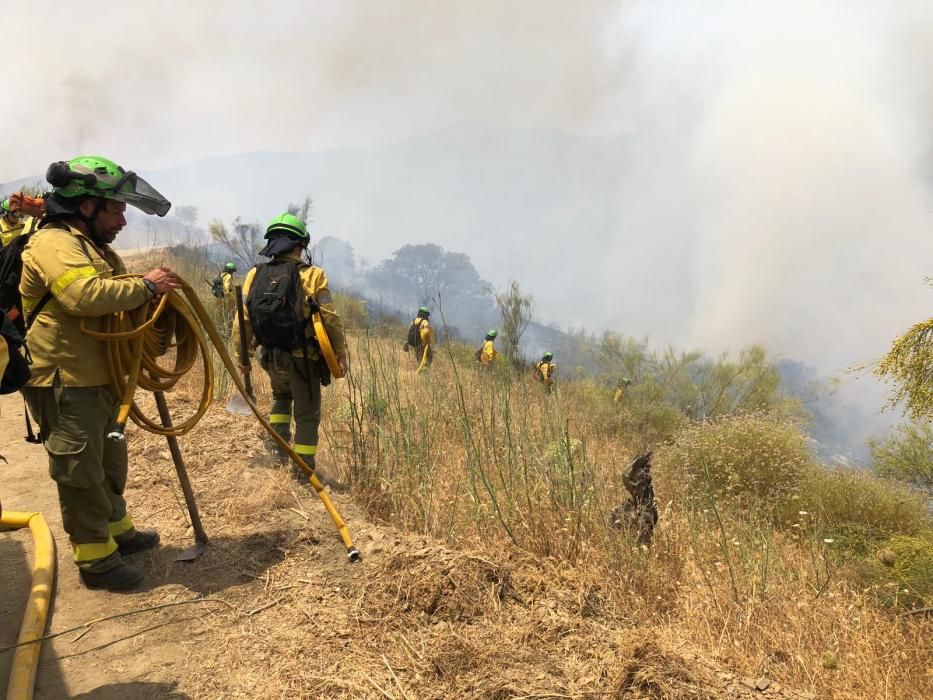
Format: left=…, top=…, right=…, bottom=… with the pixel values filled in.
left=2, top=391, right=823, bottom=699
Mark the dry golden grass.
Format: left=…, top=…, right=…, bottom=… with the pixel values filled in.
left=114, top=254, right=930, bottom=698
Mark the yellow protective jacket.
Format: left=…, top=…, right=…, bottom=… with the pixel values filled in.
left=536, top=360, right=556, bottom=382
left=411, top=317, right=434, bottom=346
left=233, top=253, right=348, bottom=361
left=480, top=339, right=498, bottom=365
left=220, top=271, right=234, bottom=296
left=20, top=222, right=151, bottom=387
left=0, top=215, right=37, bottom=248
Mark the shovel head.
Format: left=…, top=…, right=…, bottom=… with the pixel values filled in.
left=175, top=539, right=207, bottom=561
left=226, top=391, right=253, bottom=416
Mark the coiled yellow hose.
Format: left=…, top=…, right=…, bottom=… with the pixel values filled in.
left=82, top=276, right=359, bottom=560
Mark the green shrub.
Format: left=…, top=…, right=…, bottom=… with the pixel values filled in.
left=860, top=530, right=933, bottom=609
left=790, top=467, right=929, bottom=543
left=655, top=413, right=812, bottom=506
left=334, top=292, right=369, bottom=329
left=868, top=421, right=933, bottom=493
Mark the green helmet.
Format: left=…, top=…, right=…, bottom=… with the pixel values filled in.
left=45, top=156, right=171, bottom=216
left=265, top=213, right=309, bottom=241
left=543, top=352, right=553, bottom=360
left=418, top=306, right=430, bottom=316
left=224, top=262, right=237, bottom=272
left=0, top=198, right=10, bottom=213
left=487, top=329, right=498, bottom=338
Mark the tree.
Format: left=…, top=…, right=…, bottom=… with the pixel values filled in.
left=868, top=421, right=933, bottom=494
left=494, top=280, right=533, bottom=369
left=875, top=316, right=933, bottom=421
left=367, top=243, right=490, bottom=313
left=209, top=217, right=263, bottom=270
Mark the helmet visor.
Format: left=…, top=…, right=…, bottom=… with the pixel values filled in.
left=110, top=172, right=172, bottom=217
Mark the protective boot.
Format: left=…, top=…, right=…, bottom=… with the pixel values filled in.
left=291, top=454, right=314, bottom=485
left=263, top=437, right=289, bottom=464
left=80, top=562, right=145, bottom=591
left=117, top=529, right=160, bottom=555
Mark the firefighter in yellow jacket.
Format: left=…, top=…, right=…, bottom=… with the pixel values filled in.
left=407, top=306, right=434, bottom=369
left=19, top=156, right=179, bottom=591
left=233, top=213, right=348, bottom=479
left=1, top=197, right=34, bottom=247
left=1, top=193, right=44, bottom=248
left=479, top=329, right=499, bottom=366
left=534, top=351, right=557, bottom=393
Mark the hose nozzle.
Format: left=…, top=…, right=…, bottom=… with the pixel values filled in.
left=347, top=547, right=361, bottom=563
left=106, top=425, right=126, bottom=442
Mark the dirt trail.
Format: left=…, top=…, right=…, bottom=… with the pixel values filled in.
left=0, top=391, right=377, bottom=698
left=1, top=391, right=814, bottom=699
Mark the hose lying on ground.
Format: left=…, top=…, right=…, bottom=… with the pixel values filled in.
left=0, top=511, right=55, bottom=700
left=81, top=276, right=360, bottom=561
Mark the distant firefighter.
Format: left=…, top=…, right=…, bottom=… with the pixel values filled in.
left=405, top=306, right=434, bottom=369
left=533, top=351, right=557, bottom=393
left=613, top=377, right=632, bottom=403
left=609, top=452, right=658, bottom=546
left=476, top=329, right=498, bottom=366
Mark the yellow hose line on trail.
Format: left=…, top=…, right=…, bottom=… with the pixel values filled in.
left=0, top=511, right=55, bottom=700
left=416, top=344, right=430, bottom=374
left=82, top=276, right=359, bottom=560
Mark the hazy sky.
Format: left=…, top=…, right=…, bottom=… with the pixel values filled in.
left=0, top=0, right=621, bottom=181
left=3, top=0, right=932, bottom=394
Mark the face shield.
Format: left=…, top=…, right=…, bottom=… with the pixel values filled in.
left=110, top=171, right=172, bottom=217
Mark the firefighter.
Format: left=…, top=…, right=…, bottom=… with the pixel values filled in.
left=406, top=306, right=434, bottom=368
left=614, top=377, right=632, bottom=402
left=479, top=329, right=498, bottom=366
left=1, top=193, right=45, bottom=248
left=534, top=351, right=557, bottom=393
left=19, top=156, right=178, bottom=590
left=1, top=198, right=24, bottom=247
left=234, top=213, right=348, bottom=480
left=220, top=262, right=236, bottom=296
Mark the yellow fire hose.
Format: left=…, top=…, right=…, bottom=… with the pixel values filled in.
left=0, top=511, right=55, bottom=700
left=416, top=343, right=431, bottom=374
left=82, top=277, right=360, bottom=561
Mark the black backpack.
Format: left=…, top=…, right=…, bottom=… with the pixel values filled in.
left=245, top=260, right=309, bottom=351
left=209, top=275, right=224, bottom=298
left=406, top=320, right=421, bottom=349
left=0, top=313, right=30, bottom=394
left=0, top=232, right=52, bottom=393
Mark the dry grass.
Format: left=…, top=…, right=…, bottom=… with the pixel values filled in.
left=112, top=254, right=930, bottom=698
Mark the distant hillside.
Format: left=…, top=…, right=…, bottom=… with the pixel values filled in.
left=2, top=124, right=627, bottom=332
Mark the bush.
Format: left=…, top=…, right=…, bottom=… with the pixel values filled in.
left=655, top=413, right=812, bottom=506
left=790, top=467, right=929, bottom=545
left=334, top=292, right=369, bottom=329
left=868, top=421, right=933, bottom=493
left=860, top=530, right=933, bottom=609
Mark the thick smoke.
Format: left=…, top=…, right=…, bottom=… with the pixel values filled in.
left=2, top=1, right=931, bottom=448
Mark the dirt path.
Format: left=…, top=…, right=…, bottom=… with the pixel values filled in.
left=0, top=391, right=375, bottom=698
left=1, top=392, right=202, bottom=698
